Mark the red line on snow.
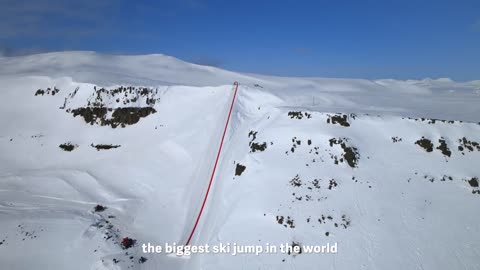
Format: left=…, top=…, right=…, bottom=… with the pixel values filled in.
left=184, top=82, right=239, bottom=246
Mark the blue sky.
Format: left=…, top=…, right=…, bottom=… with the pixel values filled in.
left=1, top=0, right=479, bottom=80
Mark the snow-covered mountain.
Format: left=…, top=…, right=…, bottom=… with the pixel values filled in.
left=0, top=51, right=479, bottom=270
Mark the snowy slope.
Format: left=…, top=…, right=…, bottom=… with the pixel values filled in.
left=194, top=92, right=480, bottom=269
left=0, top=52, right=479, bottom=270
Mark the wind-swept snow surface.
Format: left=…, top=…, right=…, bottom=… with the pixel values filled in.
left=0, top=52, right=479, bottom=270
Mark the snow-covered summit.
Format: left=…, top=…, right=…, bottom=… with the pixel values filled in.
left=1, top=51, right=479, bottom=121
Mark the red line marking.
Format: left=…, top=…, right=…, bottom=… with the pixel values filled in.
left=184, top=82, right=239, bottom=246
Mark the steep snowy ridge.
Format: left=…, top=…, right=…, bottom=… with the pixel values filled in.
left=0, top=52, right=479, bottom=270
left=191, top=87, right=480, bottom=270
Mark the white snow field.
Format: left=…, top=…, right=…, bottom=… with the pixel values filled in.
left=0, top=51, right=479, bottom=270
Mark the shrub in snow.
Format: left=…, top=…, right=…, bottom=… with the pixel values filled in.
left=121, top=237, right=136, bottom=249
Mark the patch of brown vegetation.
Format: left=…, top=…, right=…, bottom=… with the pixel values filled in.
left=288, top=111, right=311, bottom=119
left=248, top=130, right=268, bottom=153
left=288, top=242, right=302, bottom=255
left=91, top=144, right=121, bottom=151
left=436, top=138, right=451, bottom=157
left=468, top=177, right=479, bottom=188
left=71, top=107, right=156, bottom=128
left=415, top=137, right=434, bottom=152
left=35, top=87, right=59, bottom=96
left=327, top=114, right=350, bottom=127
left=235, top=163, right=246, bottom=176
left=290, top=174, right=302, bottom=187
left=392, top=136, right=402, bottom=143
left=458, top=137, right=480, bottom=154
left=329, top=138, right=360, bottom=168
left=59, top=142, right=77, bottom=152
